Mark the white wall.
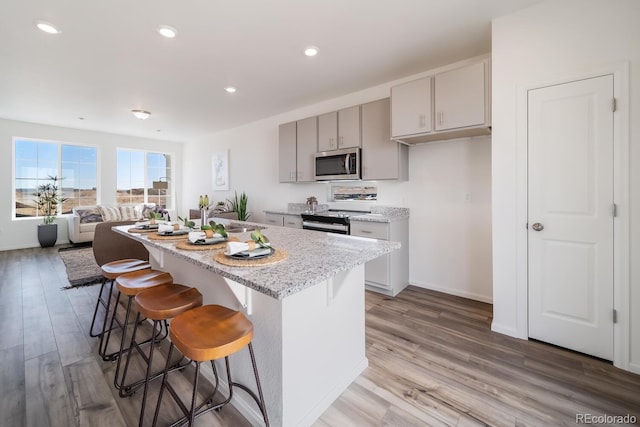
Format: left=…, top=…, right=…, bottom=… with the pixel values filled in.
left=0, top=118, right=183, bottom=250
left=492, top=0, right=640, bottom=372
left=182, top=57, right=493, bottom=303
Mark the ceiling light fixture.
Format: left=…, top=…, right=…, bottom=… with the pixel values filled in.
left=304, top=46, right=319, bottom=57
left=224, top=86, right=237, bottom=93
left=157, top=25, right=177, bottom=38
left=131, top=109, right=151, bottom=120
left=34, top=20, right=61, bottom=34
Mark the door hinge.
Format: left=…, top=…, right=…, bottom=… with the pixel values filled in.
left=612, top=98, right=617, bottom=112
left=613, top=309, right=618, bottom=324
left=526, top=222, right=528, bottom=229
left=612, top=203, right=618, bottom=217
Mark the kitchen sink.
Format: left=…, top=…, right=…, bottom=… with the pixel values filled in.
left=225, top=223, right=266, bottom=233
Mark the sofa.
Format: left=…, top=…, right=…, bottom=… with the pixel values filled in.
left=67, top=204, right=156, bottom=243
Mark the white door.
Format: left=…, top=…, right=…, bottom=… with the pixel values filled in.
left=528, top=75, right=614, bottom=360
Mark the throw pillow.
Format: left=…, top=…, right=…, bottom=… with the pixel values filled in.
left=98, top=205, right=122, bottom=222
left=139, top=204, right=156, bottom=219
left=76, top=207, right=103, bottom=224
left=119, top=205, right=139, bottom=220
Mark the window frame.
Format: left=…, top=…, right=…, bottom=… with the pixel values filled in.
left=116, top=148, right=174, bottom=210
left=12, top=136, right=100, bottom=221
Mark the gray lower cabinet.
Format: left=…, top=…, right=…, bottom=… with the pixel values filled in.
left=282, top=214, right=302, bottom=229
left=350, top=219, right=409, bottom=297
left=264, top=213, right=284, bottom=226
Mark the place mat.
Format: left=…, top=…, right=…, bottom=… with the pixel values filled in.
left=213, top=248, right=288, bottom=267
left=128, top=227, right=156, bottom=234
left=175, top=236, right=240, bottom=251
left=147, top=232, right=189, bottom=241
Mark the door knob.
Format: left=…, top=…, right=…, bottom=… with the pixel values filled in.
left=532, top=222, right=544, bottom=231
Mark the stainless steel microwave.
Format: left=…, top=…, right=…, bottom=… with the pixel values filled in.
left=314, top=147, right=361, bottom=181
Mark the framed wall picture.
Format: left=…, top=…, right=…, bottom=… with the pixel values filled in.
left=212, top=150, right=229, bottom=191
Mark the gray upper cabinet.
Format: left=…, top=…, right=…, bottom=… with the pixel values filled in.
left=318, top=111, right=337, bottom=151
left=318, top=106, right=361, bottom=151
left=278, top=117, right=317, bottom=183
left=391, top=57, right=491, bottom=144
left=295, top=116, right=317, bottom=182
left=278, top=121, right=296, bottom=183
left=434, top=60, right=487, bottom=131
left=391, top=76, right=432, bottom=138
left=361, top=98, right=408, bottom=180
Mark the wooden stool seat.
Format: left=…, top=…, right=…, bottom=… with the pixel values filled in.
left=101, top=259, right=151, bottom=280
left=116, top=269, right=173, bottom=296
left=169, top=305, right=254, bottom=362
left=152, top=304, right=269, bottom=426
left=135, top=284, right=203, bottom=321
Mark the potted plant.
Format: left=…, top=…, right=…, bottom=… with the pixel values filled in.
left=34, top=175, right=67, bottom=247
left=228, top=191, right=251, bottom=221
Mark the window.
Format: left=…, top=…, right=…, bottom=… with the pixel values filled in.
left=116, top=149, right=173, bottom=209
left=14, top=139, right=98, bottom=218
left=330, top=183, right=377, bottom=201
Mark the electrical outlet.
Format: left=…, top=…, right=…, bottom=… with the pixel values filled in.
left=464, top=192, right=472, bottom=202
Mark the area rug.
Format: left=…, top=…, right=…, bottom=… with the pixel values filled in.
left=58, top=246, right=103, bottom=289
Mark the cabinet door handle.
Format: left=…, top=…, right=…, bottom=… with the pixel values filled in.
left=359, top=230, right=372, bottom=234
left=338, top=136, right=343, bottom=147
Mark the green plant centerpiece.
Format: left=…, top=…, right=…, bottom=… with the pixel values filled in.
left=148, top=211, right=164, bottom=224
left=34, top=175, right=67, bottom=247
left=178, top=216, right=196, bottom=229
left=250, top=229, right=270, bottom=248
left=228, top=191, right=251, bottom=221
left=204, top=220, right=228, bottom=238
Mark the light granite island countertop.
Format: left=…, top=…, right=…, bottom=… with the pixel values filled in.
left=114, top=221, right=400, bottom=427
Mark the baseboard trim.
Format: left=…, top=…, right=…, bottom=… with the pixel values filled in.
left=409, top=280, right=493, bottom=304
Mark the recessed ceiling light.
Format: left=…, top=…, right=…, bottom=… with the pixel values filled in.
left=304, top=46, right=319, bottom=57
left=131, top=109, right=151, bottom=120
left=224, top=86, right=237, bottom=93
left=157, top=25, right=177, bottom=38
left=34, top=20, right=61, bottom=35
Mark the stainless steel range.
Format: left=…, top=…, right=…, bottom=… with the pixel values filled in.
left=301, top=210, right=368, bottom=234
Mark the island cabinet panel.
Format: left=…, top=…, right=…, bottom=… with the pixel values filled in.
left=278, top=121, right=297, bottom=183
left=391, top=76, right=432, bottom=138
left=318, top=106, right=361, bottom=151
left=361, top=98, right=408, bottom=181
left=296, top=116, right=318, bottom=182
left=434, top=60, right=487, bottom=131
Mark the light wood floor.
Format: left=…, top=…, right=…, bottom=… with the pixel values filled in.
left=1, top=247, right=639, bottom=426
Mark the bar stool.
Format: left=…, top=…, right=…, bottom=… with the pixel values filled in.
left=90, top=259, right=151, bottom=341
left=100, top=269, right=173, bottom=363
left=117, top=284, right=203, bottom=426
left=152, top=305, right=269, bottom=427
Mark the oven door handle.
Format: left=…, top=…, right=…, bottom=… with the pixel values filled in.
left=302, top=221, right=349, bottom=233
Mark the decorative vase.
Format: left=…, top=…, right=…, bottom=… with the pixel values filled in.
left=37, top=223, right=58, bottom=248
left=306, top=200, right=317, bottom=213
left=201, top=208, right=208, bottom=228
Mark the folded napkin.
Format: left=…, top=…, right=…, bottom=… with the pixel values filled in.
left=226, top=241, right=270, bottom=257
left=226, top=241, right=250, bottom=255
left=188, top=231, right=224, bottom=244
left=188, top=231, right=206, bottom=243
left=158, top=224, right=174, bottom=233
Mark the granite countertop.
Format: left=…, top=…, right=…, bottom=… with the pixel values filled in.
left=113, top=221, right=400, bottom=301
left=350, top=206, right=410, bottom=223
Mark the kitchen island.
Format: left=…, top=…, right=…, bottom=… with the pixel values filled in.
left=114, top=221, right=400, bottom=426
